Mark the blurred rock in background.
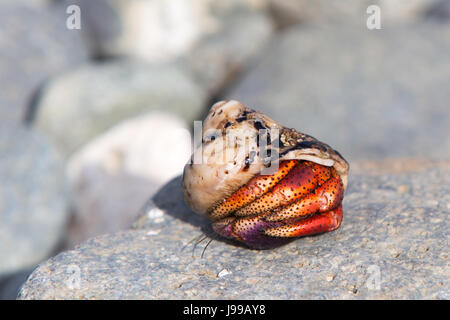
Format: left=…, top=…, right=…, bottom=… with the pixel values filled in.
left=0, top=124, right=69, bottom=298
left=424, top=0, right=450, bottom=21
left=180, top=2, right=273, bottom=97
left=67, top=0, right=274, bottom=103
left=227, top=22, right=450, bottom=162
left=0, top=0, right=89, bottom=124
left=0, top=269, right=31, bottom=300
left=267, top=0, right=437, bottom=29
left=33, top=59, right=206, bottom=157
left=66, top=112, right=191, bottom=247
left=68, top=0, right=268, bottom=61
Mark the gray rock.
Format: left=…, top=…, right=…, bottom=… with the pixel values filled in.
left=424, top=0, right=450, bottom=21
left=0, top=268, right=34, bottom=300
left=18, top=160, right=450, bottom=299
left=34, top=59, right=207, bottom=157
left=65, top=112, right=192, bottom=247
left=67, top=0, right=208, bottom=61
left=181, top=7, right=273, bottom=96
left=266, top=0, right=438, bottom=28
left=0, top=1, right=88, bottom=124
left=68, top=0, right=269, bottom=62
left=227, top=22, right=450, bottom=161
left=0, top=124, right=69, bottom=277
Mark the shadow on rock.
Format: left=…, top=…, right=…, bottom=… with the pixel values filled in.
left=133, top=175, right=246, bottom=250
left=133, top=175, right=209, bottom=230
left=132, top=175, right=298, bottom=251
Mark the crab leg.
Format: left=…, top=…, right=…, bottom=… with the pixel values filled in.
left=264, top=169, right=344, bottom=222
left=263, top=206, right=343, bottom=238
left=234, top=162, right=331, bottom=216
left=210, top=160, right=298, bottom=219
left=212, top=216, right=236, bottom=239
left=213, top=214, right=291, bottom=249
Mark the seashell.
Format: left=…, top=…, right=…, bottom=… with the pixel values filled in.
left=182, top=100, right=349, bottom=249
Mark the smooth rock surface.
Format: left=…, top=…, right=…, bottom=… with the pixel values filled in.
left=18, top=160, right=449, bottom=299
left=227, top=22, right=450, bottom=161
left=34, top=59, right=206, bottom=157
left=267, top=0, right=438, bottom=28
left=69, top=0, right=268, bottom=62
left=0, top=1, right=88, bottom=123
left=182, top=6, right=273, bottom=96
left=0, top=269, right=33, bottom=300
left=424, top=0, right=450, bottom=21
left=66, top=112, right=192, bottom=247
left=0, top=124, right=69, bottom=276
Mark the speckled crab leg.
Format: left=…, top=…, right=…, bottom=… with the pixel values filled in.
left=212, top=214, right=290, bottom=249
left=209, top=160, right=299, bottom=219
left=234, top=161, right=331, bottom=216
left=263, top=206, right=343, bottom=238
left=264, top=168, right=344, bottom=222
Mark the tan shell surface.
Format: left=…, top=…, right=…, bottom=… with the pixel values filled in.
left=182, top=100, right=349, bottom=217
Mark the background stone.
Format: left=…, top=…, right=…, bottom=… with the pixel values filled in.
left=266, top=0, right=438, bottom=29
left=0, top=269, right=33, bottom=300
left=0, top=124, right=69, bottom=276
left=68, top=0, right=268, bottom=62
left=18, top=160, right=450, bottom=299
left=65, top=112, right=192, bottom=247
left=181, top=6, right=273, bottom=96
left=34, top=59, right=206, bottom=157
left=0, top=1, right=88, bottom=124
left=424, top=0, right=450, bottom=21
left=227, top=22, right=450, bottom=162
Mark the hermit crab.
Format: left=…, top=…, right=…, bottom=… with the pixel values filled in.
left=182, top=100, right=349, bottom=249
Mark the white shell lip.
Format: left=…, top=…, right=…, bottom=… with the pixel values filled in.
left=283, top=153, right=335, bottom=167
left=182, top=100, right=349, bottom=217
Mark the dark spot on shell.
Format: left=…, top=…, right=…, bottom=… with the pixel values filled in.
left=279, top=140, right=327, bottom=157
left=236, top=110, right=252, bottom=123
left=298, top=140, right=326, bottom=151
left=253, top=120, right=265, bottom=131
